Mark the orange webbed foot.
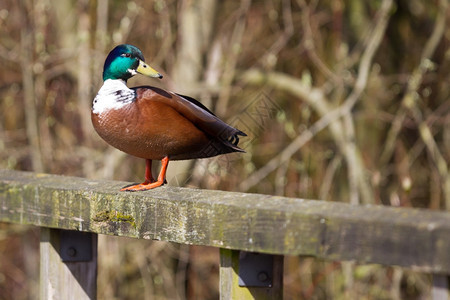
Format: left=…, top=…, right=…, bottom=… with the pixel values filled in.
left=120, top=157, right=169, bottom=192
left=120, top=180, right=165, bottom=191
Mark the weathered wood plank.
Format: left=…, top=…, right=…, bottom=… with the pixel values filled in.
left=40, top=228, right=98, bottom=299
left=1, top=169, right=450, bottom=274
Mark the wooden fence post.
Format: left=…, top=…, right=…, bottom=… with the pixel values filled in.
left=219, top=249, right=283, bottom=300
left=40, top=228, right=98, bottom=300
left=432, top=274, right=449, bottom=300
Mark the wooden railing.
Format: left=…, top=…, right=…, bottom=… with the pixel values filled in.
left=1, top=169, right=449, bottom=299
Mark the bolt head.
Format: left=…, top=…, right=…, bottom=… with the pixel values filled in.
left=67, top=247, right=77, bottom=257
left=257, top=271, right=269, bottom=282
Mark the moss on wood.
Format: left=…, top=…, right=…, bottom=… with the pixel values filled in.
left=93, top=210, right=136, bottom=226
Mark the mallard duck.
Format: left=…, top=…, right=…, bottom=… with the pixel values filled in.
left=92, top=44, right=246, bottom=191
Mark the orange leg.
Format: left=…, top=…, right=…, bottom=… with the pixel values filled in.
left=121, top=157, right=169, bottom=191
left=143, top=159, right=154, bottom=184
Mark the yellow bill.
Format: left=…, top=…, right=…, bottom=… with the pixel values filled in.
left=136, top=59, right=163, bottom=79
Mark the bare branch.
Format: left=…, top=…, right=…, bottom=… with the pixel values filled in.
left=239, top=0, right=393, bottom=201
left=19, top=1, right=44, bottom=172
left=380, top=0, right=448, bottom=165
left=297, top=0, right=344, bottom=85
left=379, top=0, right=450, bottom=207
left=216, top=0, right=251, bottom=116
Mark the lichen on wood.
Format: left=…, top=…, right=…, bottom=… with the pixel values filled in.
left=1, top=169, right=450, bottom=274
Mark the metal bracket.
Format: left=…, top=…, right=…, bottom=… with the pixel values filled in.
left=238, top=251, right=274, bottom=287
left=60, top=230, right=93, bottom=262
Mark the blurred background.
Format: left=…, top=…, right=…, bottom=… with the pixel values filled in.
left=1, top=0, right=449, bottom=299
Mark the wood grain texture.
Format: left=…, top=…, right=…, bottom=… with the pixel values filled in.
left=40, top=228, right=97, bottom=300
left=1, top=169, right=450, bottom=274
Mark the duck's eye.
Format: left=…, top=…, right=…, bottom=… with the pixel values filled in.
left=121, top=53, right=131, bottom=58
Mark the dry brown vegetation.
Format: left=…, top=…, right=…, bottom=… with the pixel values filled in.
left=0, top=0, right=449, bottom=299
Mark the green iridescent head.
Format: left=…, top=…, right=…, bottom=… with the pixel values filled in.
left=102, top=44, right=162, bottom=81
